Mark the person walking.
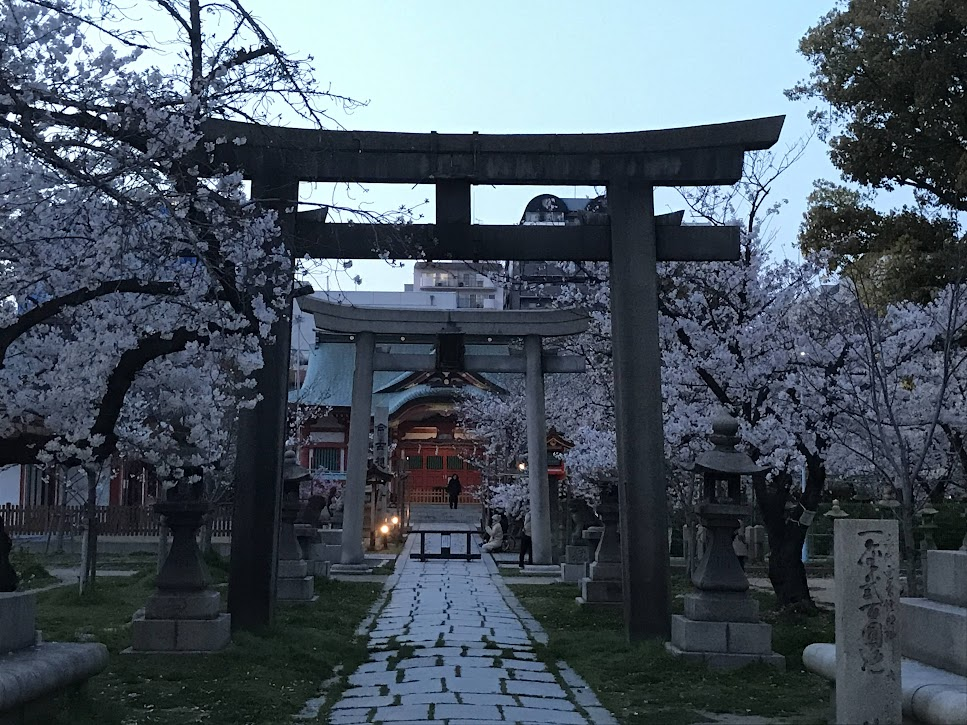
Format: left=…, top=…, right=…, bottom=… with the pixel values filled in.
left=518, top=510, right=533, bottom=569
left=446, top=474, right=462, bottom=509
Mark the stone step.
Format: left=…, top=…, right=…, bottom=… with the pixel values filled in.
left=899, top=598, right=967, bottom=676
left=926, top=550, right=967, bottom=607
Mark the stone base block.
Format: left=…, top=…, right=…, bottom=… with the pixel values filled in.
left=317, top=529, right=343, bottom=545
left=329, top=563, right=376, bottom=575
left=277, top=559, right=308, bottom=578
left=683, top=591, right=759, bottom=623
left=579, top=577, right=622, bottom=605
left=0, top=641, right=109, bottom=714
left=665, top=643, right=785, bottom=671
left=308, top=560, right=331, bottom=578
left=565, top=545, right=590, bottom=564
left=130, top=611, right=231, bottom=652
left=144, top=590, right=221, bottom=620
left=671, top=614, right=774, bottom=655
left=277, top=576, right=315, bottom=601
left=589, top=562, right=622, bottom=581
left=900, top=598, right=967, bottom=675
left=926, top=550, right=967, bottom=607
left=308, top=543, right=342, bottom=563
left=561, top=563, right=587, bottom=583
left=522, top=564, right=562, bottom=576
left=0, top=592, right=37, bottom=654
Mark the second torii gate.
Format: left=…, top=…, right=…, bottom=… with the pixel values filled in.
left=298, top=296, right=589, bottom=566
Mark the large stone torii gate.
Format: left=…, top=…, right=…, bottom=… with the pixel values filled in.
left=215, top=115, right=785, bottom=640
left=298, top=296, right=589, bottom=568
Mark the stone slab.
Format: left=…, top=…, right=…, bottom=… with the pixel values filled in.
left=725, top=621, right=773, bottom=655
left=317, top=529, right=343, bottom=545
left=588, top=561, right=622, bottom=581
left=665, top=643, right=785, bottom=671
left=804, top=642, right=967, bottom=725
left=308, top=543, right=342, bottom=562
left=900, top=598, right=966, bottom=675
left=926, top=550, right=967, bottom=607
left=144, top=590, right=221, bottom=620
left=561, top=564, right=588, bottom=584
left=564, top=545, right=590, bottom=564
left=277, top=559, right=308, bottom=578
left=521, top=564, right=561, bottom=576
left=0, top=641, right=109, bottom=713
left=683, top=591, right=759, bottom=623
left=329, top=563, right=377, bottom=575
left=834, top=518, right=902, bottom=725
left=277, top=576, right=314, bottom=601
left=0, top=592, right=37, bottom=654
left=130, top=610, right=231, bottom=652
left=671, top=614, right=727, bottom=653
left=579, top=577, right=622, bottom=604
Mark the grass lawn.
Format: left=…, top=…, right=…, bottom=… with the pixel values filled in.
left=510, top=574, right=832, bottom=725
left=30, top=560, right=382, bottom=725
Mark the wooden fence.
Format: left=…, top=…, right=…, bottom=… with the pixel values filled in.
left=0, top=503, right=234, bottom=537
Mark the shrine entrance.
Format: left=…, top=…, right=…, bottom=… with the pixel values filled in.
left=297, top=296, right=588, bottom=568
left=215, top=114, right=785, bottom=639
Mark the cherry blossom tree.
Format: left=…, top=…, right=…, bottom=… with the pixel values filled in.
left=0, top=0, right=364, bottom=584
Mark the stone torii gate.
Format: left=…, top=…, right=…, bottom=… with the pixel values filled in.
left=210, top=115, right=785, bottom=640
left=297, top=296, right=589, bottom=567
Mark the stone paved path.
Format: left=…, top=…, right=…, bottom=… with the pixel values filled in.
left=327, top=535, right=617, bottom=724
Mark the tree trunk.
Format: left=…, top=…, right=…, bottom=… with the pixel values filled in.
left=753, top=464, right=824, bottom=611
left=55, top=467, right=67, bottom=554
left=79, top=467, right=98, bottom=595
left=765, top=519, right=811, bottom=607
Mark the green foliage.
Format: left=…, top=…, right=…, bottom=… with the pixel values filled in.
left=790, top=0, right=967, bottom=212
left=511, top=578, right=832, bottom=724
left=8, top=547, right=59, bottom=590
left=30, top=574, right=381, bottom=725
left=800, top=182, right=964, bottom=303
left=790, top=0, right=967, bottom=304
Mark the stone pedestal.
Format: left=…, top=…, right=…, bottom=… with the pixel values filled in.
left=833, top=519, right=902, bottom=724
left=668, top=502, right=783, bottom=669
left=130, top=501, right=231, bottom=652
left=1, top=591, right=109, bottom=715
left=561, top=544, right=590, bottom=583
left=277, top=557, right=315, bottom=601
left=0, top=592, right=39, bottom=654
left=577, top=489, right=622, bottom=606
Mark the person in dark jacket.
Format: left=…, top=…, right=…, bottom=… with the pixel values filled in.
left=446, top=474, right=462, bottom=509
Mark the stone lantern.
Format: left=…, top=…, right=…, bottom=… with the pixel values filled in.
left=667, top=414, right=784, bottom=669
left=131, top=447, right=231, bottom=652
left=277, top=449, right=314, bottom=601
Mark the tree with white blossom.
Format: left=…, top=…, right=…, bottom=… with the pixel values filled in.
left=0, top=0, right=362, bottom=585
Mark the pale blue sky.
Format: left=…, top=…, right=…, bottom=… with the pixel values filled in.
left=244, top=0, right=839, bottom=291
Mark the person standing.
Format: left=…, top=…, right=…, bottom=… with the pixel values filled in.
left=518, top=510, right=533, bottom=569
left=446, top=474, right=462, bottom=509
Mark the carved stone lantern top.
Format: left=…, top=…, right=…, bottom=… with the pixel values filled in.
left=282, top=449, right=311, bottom=485
left=693, top=414, right=768, bottom=477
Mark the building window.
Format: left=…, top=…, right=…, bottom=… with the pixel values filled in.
left=406, top=455, right=423, bottom=470
left=446, top=456, right=464, bottom=470
left=426, top=456, right=444, bottom=470
left=311, top=447, right=341, bottom=471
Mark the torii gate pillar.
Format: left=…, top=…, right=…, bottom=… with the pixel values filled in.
left=524, top=334, right=552, bottom=565
left=608, top=181, right=669, bottom=640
